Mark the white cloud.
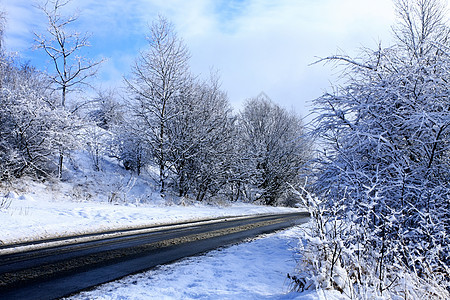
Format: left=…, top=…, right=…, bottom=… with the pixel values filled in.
left=172, top=0, right=396, bottom=117
left=2, top=0, right=40, bottom=52
left=2, top=0, right=400, bottom=119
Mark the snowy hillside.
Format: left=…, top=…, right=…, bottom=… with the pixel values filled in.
left=0, top=150, right=302, bottom=245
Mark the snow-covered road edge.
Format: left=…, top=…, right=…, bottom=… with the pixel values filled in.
left=66, top=225, right=341, bottom=300
left=0, top=187, right=304, bottom=246
left=0, top=213, right=304, bottom=255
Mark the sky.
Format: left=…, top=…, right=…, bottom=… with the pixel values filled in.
left=1, top=0, right=400, bottom=122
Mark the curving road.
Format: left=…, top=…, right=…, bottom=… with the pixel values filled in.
left=0, top=212, right=309, bottom=300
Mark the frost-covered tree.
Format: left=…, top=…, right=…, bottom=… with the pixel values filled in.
left=126, top=16, right=191, bottom=195
left=0, top=59, right=81, bottom=179
left=309, top=0, right=449, bottom=295
left=34, top=0, right=103, bottom=108
left=81, top=90, right=123, bottom=171
left=0, top=9, right=5, bottom=50
left=166, top=73, right=235, bottom=200
left=34, top=0, right=103, bottom=178
left=87, top=89, right=123, bottom=130
left=111, top=105, right=148, bottom=176
left=0, top=8, right=81, bottom=180
left=238, top=94, right=309, bottom=205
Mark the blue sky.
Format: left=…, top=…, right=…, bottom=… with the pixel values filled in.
left=2, top=0, right=398, bottom=121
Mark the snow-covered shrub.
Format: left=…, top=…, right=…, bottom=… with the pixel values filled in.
left=293, top=0, right=450, bottom=297
left=291, top=189, right=449, bottom=299
left=0, top=56, right=82, bottom=180
left=107, top=175, right=137, bottom=203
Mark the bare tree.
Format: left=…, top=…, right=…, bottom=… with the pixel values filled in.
left=393, top=0, right=450, bottom=57
left=126, top=16, right=190, bottom=195
left=34, top=0, right=103, bottom=108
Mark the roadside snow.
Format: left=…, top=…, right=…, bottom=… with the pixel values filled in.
left=0, top=180, right=300, bottom=245
left=67, top=226, right=342, bottom=300
left=0, top=194, right=299, bottom=246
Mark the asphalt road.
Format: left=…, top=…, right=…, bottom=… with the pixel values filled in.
left=0, top=211, right=309, bottom=300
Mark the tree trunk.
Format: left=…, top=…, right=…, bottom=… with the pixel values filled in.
left=58, top=151, right=63, bottom=179
left=159, top=125, right=165, bottom=195
left=62, top=85, right=66, bottom=108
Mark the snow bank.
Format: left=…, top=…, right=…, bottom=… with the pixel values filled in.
left=67, top=226, right=342, bottom=300
left=0, top=180, right=300, bottom=245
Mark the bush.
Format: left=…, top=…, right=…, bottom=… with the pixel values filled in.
left=291, top=188, right=449, bottom=299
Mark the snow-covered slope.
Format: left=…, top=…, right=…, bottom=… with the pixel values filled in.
left=0, top=150, right=301, bottom=245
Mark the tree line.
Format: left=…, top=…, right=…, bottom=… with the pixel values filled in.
left=0, top=1, right=310, bottom=206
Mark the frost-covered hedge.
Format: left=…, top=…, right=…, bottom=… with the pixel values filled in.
left=292, top=190, right=449, bottom=298
left=293, top=0, right=450, bottom=297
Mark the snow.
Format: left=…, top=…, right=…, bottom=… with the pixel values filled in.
left=0, top=185, right=299, bottom=245
left=0, top=177, right=338, bottom=299
left=0, top=150, right=301, bottom=245
left=66, top=226, right=342, bottom=300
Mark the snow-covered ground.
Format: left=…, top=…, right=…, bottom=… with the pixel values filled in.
left=67, top=226, right=341, bottom=300
left=0, top=186, right=300, bottom=245
left=0, top=151, right=301, bottom=245
left=0, top=186, right=340, bottom=300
